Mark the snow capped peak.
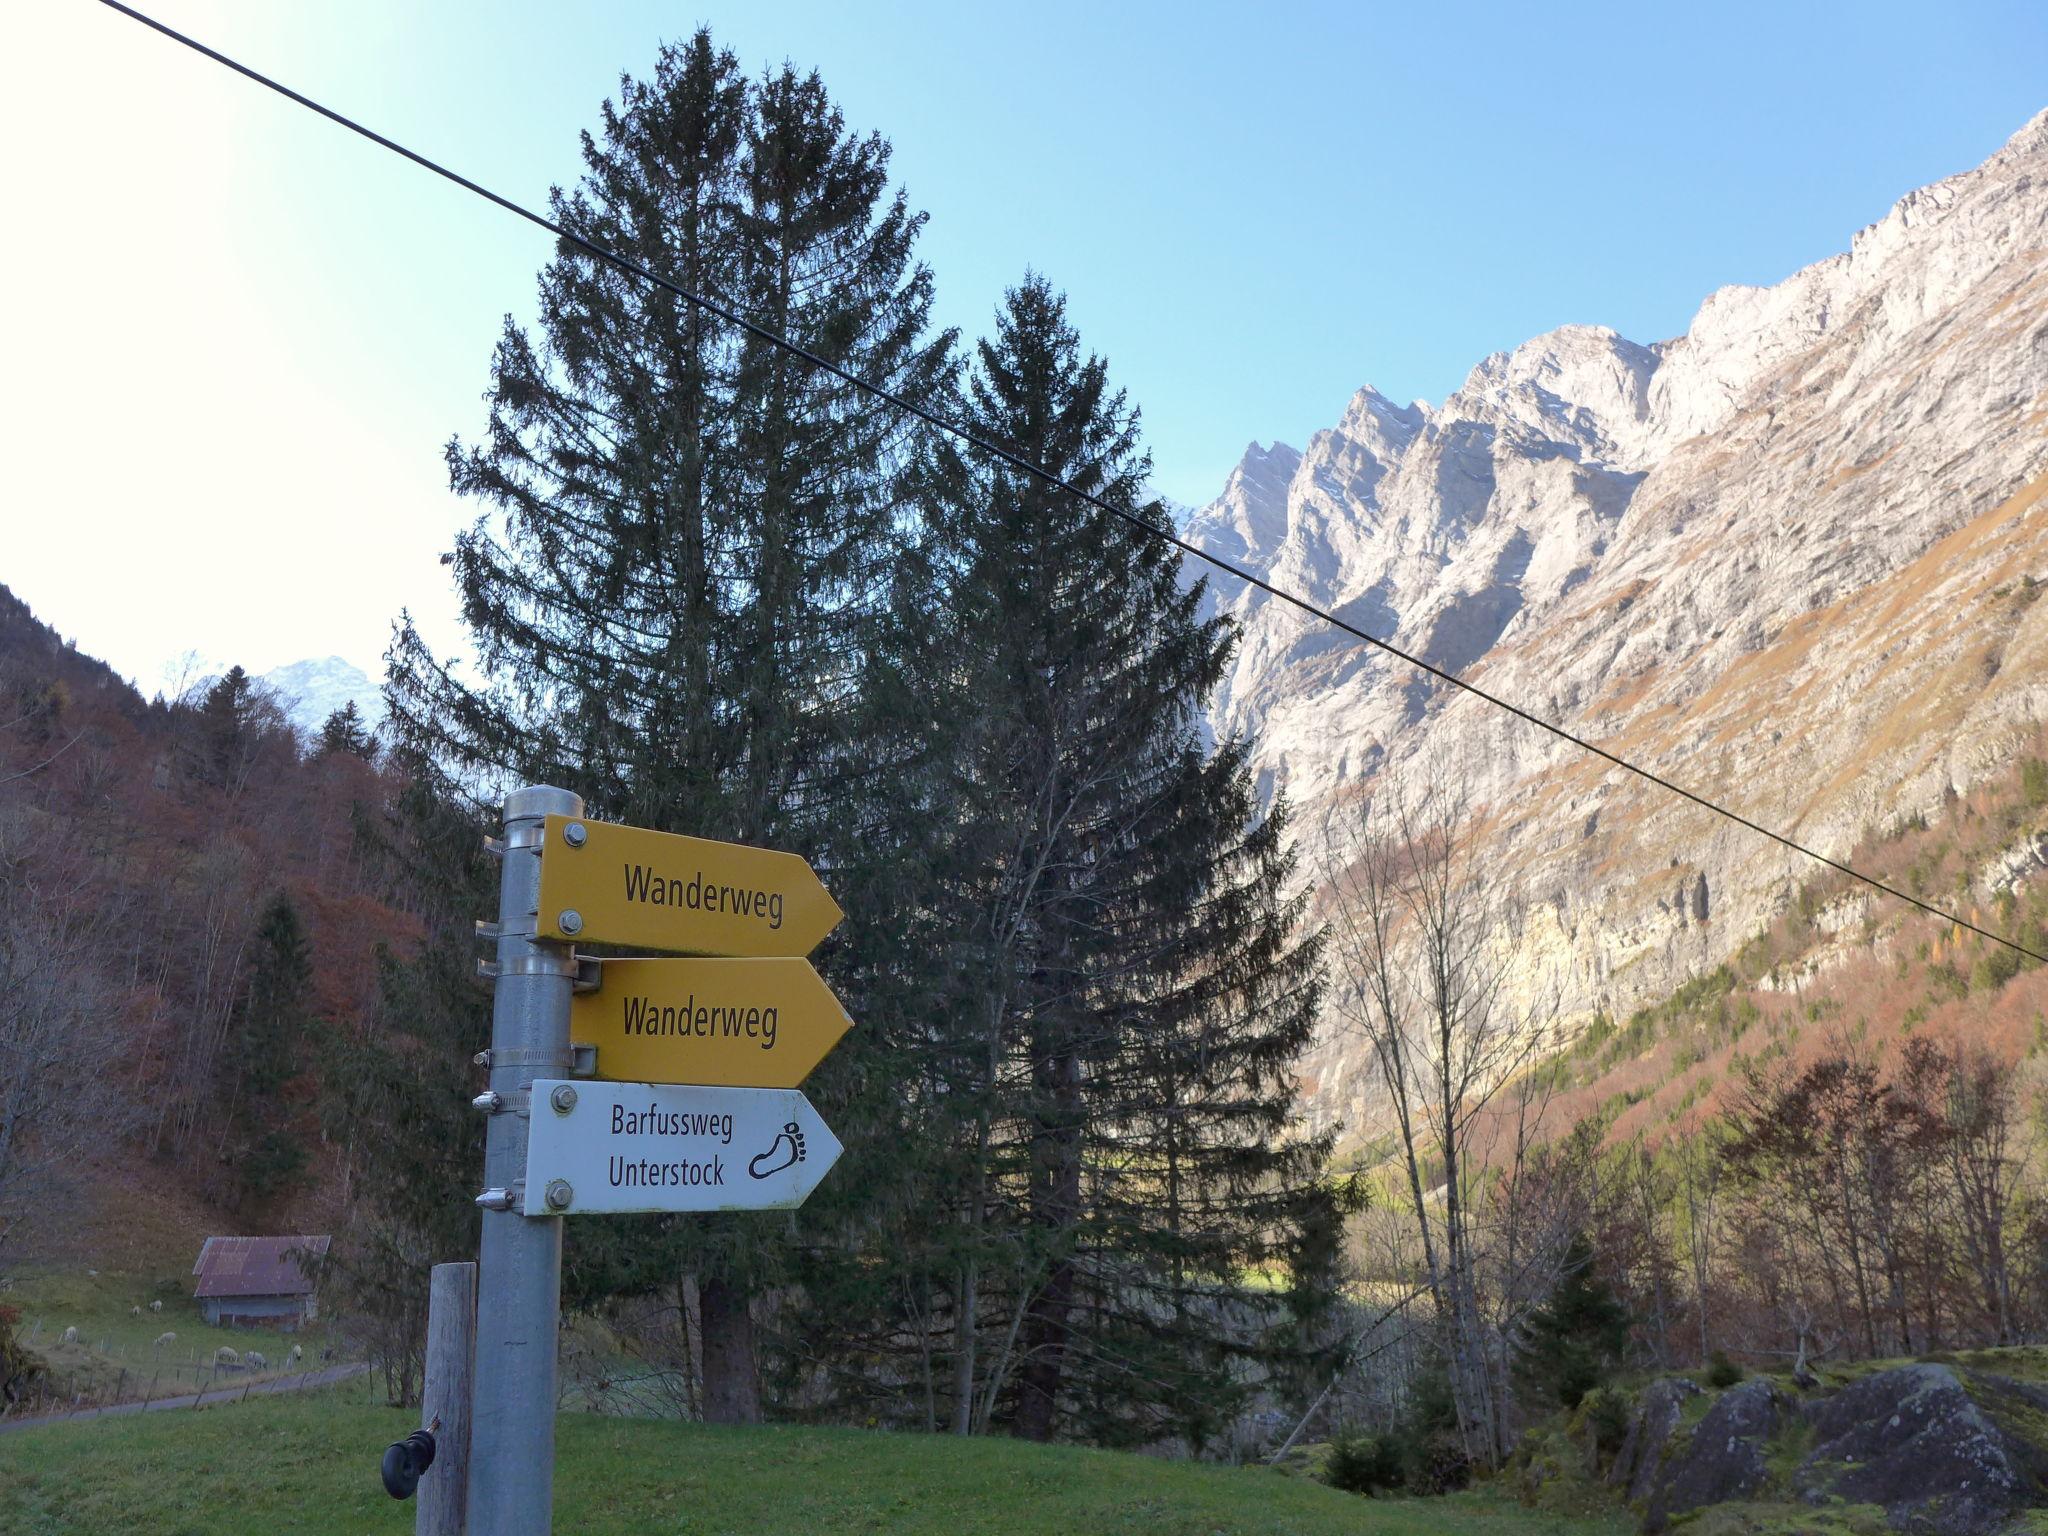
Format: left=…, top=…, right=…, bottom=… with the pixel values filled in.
left=259, top=656, right=384, bottom=740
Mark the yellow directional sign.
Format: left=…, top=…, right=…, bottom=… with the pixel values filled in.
left=572, top=957, right=853, bottom=1088
left=536, top=815, right=842, bottom=955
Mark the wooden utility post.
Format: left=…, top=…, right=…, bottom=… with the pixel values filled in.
left=419, top=1261, right=477, bottom=1536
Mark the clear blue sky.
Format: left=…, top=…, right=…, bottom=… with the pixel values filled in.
left=3, top=1, right=2042, bottom=692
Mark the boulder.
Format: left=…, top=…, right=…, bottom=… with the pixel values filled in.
left=1795, top=1363, right=2048, bottom=1535
left=1644, top=1378, right=1789, bottom=1532
left=1609, top=1377, right=1703, bottom=1504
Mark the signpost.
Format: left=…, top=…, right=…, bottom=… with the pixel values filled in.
left=570, top=957, right=852, bottom=1087
left=522, top=1079, right=842, bottom=1216
left=534, top=813, right=843, bottom=955
left=441, top=794, right=854, bottom=1535
left=467, top=786, right=581, bottom=1536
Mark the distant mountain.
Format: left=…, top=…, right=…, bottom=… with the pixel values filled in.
left=1182, top=108, right=2048, bottom=1132
left=258, top=657, right=384, bottom=740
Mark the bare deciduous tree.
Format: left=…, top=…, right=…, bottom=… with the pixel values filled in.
left=0, top=811, right=141, bottom=1264
left=1320, top=773, right=1555, bottom=1467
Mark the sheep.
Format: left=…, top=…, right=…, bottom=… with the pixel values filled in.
left=154, top=1331, right=177, bottom=1347
left=285, top=1345, right=303, bottom=1367
left=150, top=1300, right=163, bottom=1314
left=130, top=1306, right=142, bottom=1317
left=60, top=1326, right=79, bottom=1344
left=244, top=1350, right=267, bottom=1370
left=213, top=1346, right=240, bottom=1368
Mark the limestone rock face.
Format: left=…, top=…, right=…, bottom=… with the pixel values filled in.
left=1183, top=108, right=2048, bottom=1133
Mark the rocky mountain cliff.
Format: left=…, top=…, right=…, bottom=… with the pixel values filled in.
left=1185, top=109, right=2048, bottom=1134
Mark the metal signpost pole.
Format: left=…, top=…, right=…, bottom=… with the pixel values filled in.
left=468, top=784, right=582, bottom=1536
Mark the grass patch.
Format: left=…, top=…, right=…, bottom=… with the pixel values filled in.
left=0, top=1380, right=1632, bottom=1536
left=1664, top=1499, right=1891, bottom=1535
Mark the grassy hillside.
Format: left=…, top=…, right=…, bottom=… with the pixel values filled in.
left=4, top=1265, right=349, bottom=1406
left=0, top=1381, right=1628, bottom=1536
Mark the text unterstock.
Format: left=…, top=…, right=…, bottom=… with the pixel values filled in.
left=607, top=1101, right=735, bottom=1189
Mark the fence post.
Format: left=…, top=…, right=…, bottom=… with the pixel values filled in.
left=420, top=1261, right=478, bottom=1535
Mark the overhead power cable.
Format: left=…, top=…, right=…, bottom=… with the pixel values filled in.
left=96, top=0, right=2048, bottom=966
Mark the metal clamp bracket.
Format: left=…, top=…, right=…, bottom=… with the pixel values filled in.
left=505, top=820, right=550, bottom=851
left=494, top=952, right=582, bottom=980
left=482, top=1047, right=575, bottom=1073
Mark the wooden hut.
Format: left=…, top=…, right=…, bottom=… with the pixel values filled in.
left=192, top=1235, right=330, bottom=1331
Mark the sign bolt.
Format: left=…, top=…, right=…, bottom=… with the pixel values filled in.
left=544, top=1179, right=574, bottom=1211
left=563, top=821, right=588, bottom=848
left=559, top=909, right=583, bottom=935
left=549, top=1084, right=578, bottom=1116
left=471, top=1091, right=504, bottom=1114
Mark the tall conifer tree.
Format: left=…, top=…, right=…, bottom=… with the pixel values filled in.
left=223, top=891, right=315, bottom=1215
left=912, top=277, right=1338, bottom=1444
left=383, top=31, right=950, bottom=1419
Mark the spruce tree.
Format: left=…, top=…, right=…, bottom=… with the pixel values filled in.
left=1517, top=1232, right=1630, bottom=1409
left=384, top=31, right=951, bottom=1420
left=912, top=277, right=1337, bottom=1444
left=318, top=701, right=375, bottom=760
left=188, top=665, right=290, bottom=793
left=224, top=891, right=315, bottom=1214
left=323, top=751, right=494, bottom=1406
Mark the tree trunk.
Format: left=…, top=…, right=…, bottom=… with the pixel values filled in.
left=1012, top=1255, right=1074, bottom=1442
left=699, top=1275, right=762, bottom=1424
left=952, top=1258, right=977, bottom=1435
left=1013, top=1045, right=1082, bottom=1442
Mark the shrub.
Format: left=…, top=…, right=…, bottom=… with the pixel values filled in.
left=0, top=1302, right=48, bottom=1406
left=1323, top=1431, right=1404, bottom=1496
left=1706, top=1350, right=1744, bottom=1389
left=1929, top=963, right=1969, bottom=1002
left=1579, top=1385, right=1633, bottom=1469
left=1398, top=1364, right=1473, bottom=1495
left=1972, top=946, right=2023, bottom=995
left=2023, top=757, right=2048, bottom=809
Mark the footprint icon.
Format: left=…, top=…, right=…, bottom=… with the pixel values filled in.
left=748, top=1122, right=806, bottom=1180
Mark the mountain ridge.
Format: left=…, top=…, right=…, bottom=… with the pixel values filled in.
left=1184, top=106, right=2048, bottom=1131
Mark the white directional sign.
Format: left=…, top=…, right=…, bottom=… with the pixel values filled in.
left=520, top=1079, right=842, bottom=1217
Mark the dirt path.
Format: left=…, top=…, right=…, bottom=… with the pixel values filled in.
left=0, top=1361, right=369, bottom=1434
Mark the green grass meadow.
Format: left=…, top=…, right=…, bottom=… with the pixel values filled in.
left=0, top=1379, right=1631, bottom=1536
